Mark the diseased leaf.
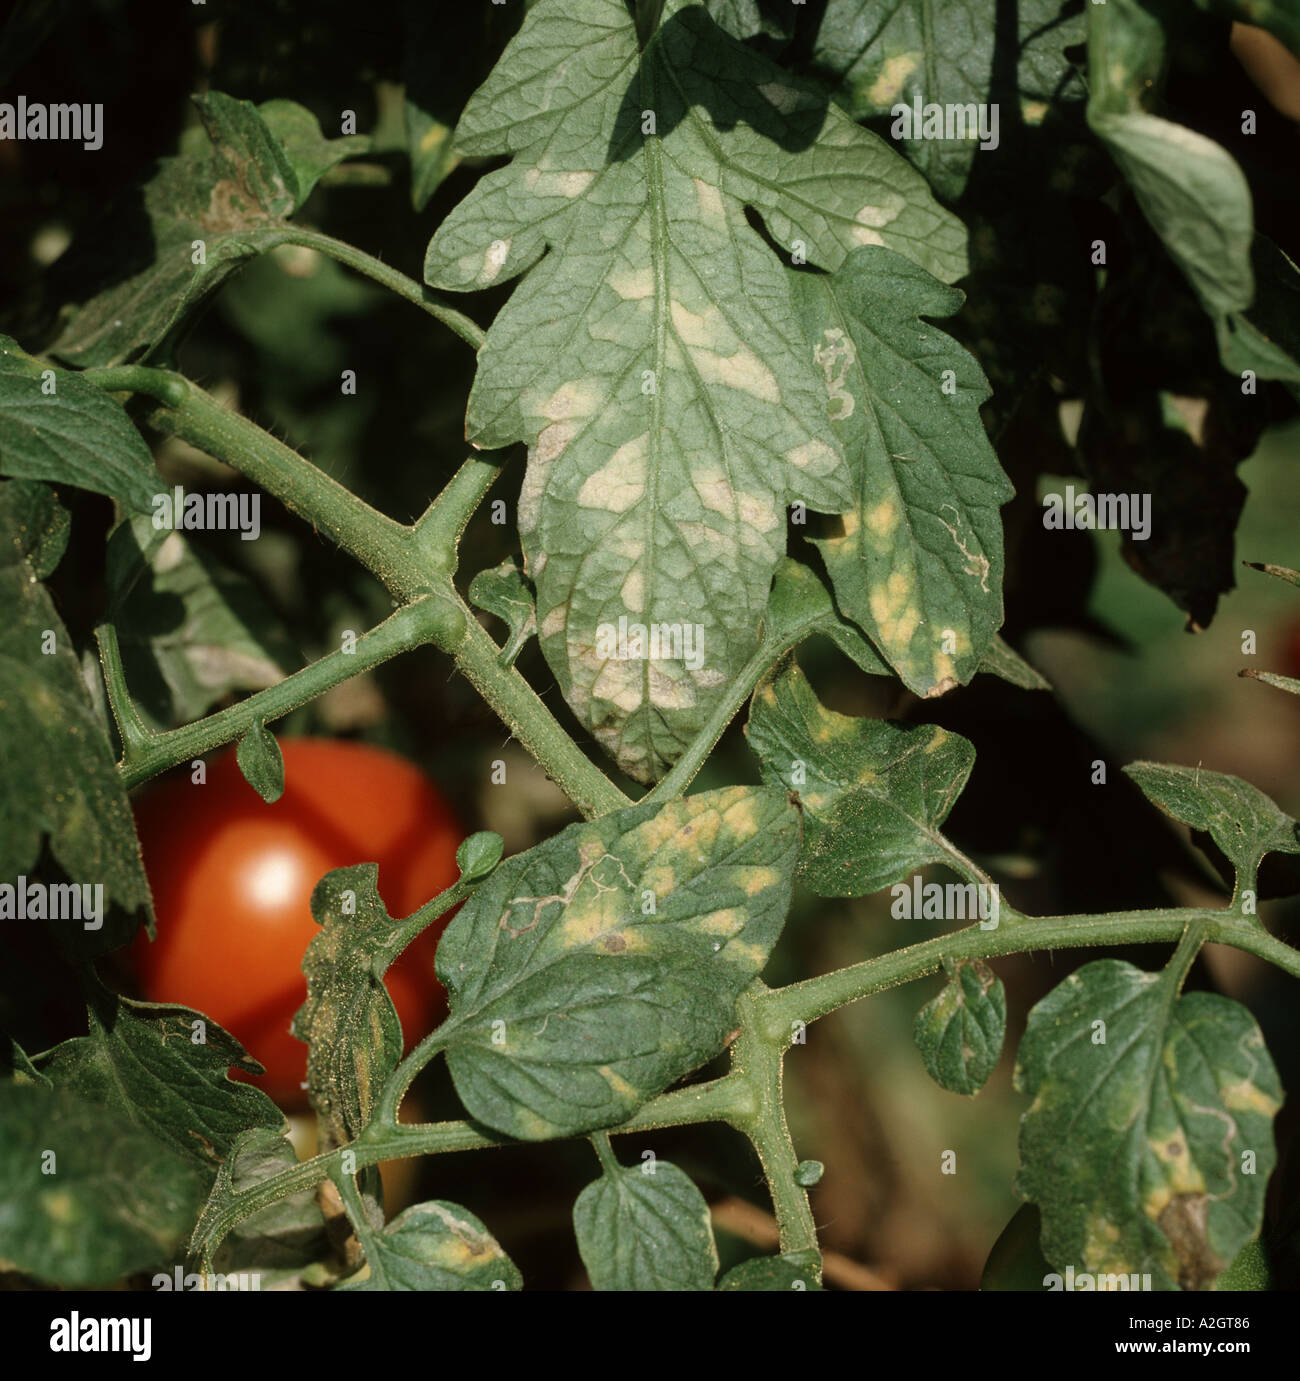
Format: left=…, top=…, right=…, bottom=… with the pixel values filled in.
left=791, top=247, right=1014, bottom=696
left=468, top=557, right=537, bottom=666
left=0, top=484, right=152, bottom=958
left=0, top=1082, right=204, bottom=1287
left=716, top=1248, right=822, bottom=1290
left=745, top=654, right=973, bottom=897
left=293, top=865, right=410, bottom=1147
left=810, top=0, right=1086, bottom=200
left=0, top=335, right=161, bottom=511
left=574, top=1158, right=718, bottom=1290
left=105, top=515, right=296, bottom=731
left=1087, top=0, right=1253, bottom=319
left=48, top=92, right=323, bottom=367
left=435, top=786, right=799, bottom=1139
left=426, top=0, right=965, bottom=781
left=1124, top=761, right=1300, bottom=884
left=766, top=559, right=1046, bottom=689
left=1014, top=960, right=1281, bottom=1291
left=339, top=1200, right=522, bottom=1291
left=210, top=1127, right=332, bottom=1290
left=913, top=956, right=1005, bottom=1095
left=33, top=979, right=283, bottom=1178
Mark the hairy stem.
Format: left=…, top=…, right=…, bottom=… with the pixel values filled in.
left=273, top=225, right=486, bottom=351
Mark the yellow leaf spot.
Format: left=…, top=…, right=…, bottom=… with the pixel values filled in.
left=1221, top=1078, right=1282, bottom=1117
left=868, top=54, right=921, bottom=106
left=608, top=267, right=654, bottom=301
left=479, top=237, right=511, bottom=285
left=598, top=1065, right=638, bottom=1099
left=733, top=866, right=780, bottom=896
left=693, top=177, right=726, bottom=223
left=578, top=434, right=648, bottom=512
left=591, top=657, right=644, bottom=713
left=697, top=907, right=744, bottom=936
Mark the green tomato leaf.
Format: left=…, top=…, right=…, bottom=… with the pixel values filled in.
left=745, top=654, right=974, bottom=897
left=1216, top=237, right=1300, bottom=385
left=49, top=92, right=319, bottom=367
left=1124, top=761, right=1300, bottom=885
left=255, top=98, right=370, bottom=203
left=0, top=1082, right=204, bottom=1286
left=236, top=718, right=285, bottom=805
left=426, top=0, right=965, bottom=782
left=1087, top=0, right=1253, bottom=319
left=810, top=0, right=1086, bottom=200
left=913, top=956, right=1005, bottom=1096
left=32, top=978, right=283, bottom=1178
left=764, top=557, right=892, bottom=676
left=457, top=830, right=506, bottom=884
left=765, top=559, right=1047, bottom=690
left=293, top=864, right=411, bottom=1146
left=105, top=515, right=296, bottom=731
left=1014, top=959, right=1282, bottom=1291
left=790, top=246, right=1013, bottom=696
left=716, top=1248, right=822, bottom=1290
left=0, top=335, right=162, bottom=511
left=436, top=785, right=799, bottom=1139
left=339, top=1201, right=522, bottom=1291
left=3, top=478, right=69, bottom=580
left=704, top=0, right=797, bottom=48
left=574, top=1157, right=718, bottom=1290
left=468, top=557, right=537, bottom=667
left=0, top=483, right=152, bottom=958
left=210, top=1127, right=332, bottom=1290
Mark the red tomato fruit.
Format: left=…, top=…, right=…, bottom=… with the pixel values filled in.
left=130, top=738, right=461, bottom=1107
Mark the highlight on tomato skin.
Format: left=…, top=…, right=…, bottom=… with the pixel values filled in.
left=128, top=737, right=463, bottom=1109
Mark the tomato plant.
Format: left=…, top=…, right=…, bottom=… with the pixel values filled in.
left=3, top=0, right=1300, bottom=1327
left=130, top=739, right=461, bottom=1106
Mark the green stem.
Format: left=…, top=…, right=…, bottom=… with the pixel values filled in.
left=111, top=597, right=460, bottom=789
left=755, top=905, right=1300, bottom=1042
left=274, top=225, right=486, bottom=351
left=410, top=454, right=504, bottom=578
left=94, top=623, right=151, bottom=754
left=83, top=366, right=427, bottom=601
left=194, top=1073, right=752, bottom=1262
left=728, top=986, right=818, bottom=1258
left=591, top=1131, right=621, bottom=1176
left=452, top=610, right=631, bottom=819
